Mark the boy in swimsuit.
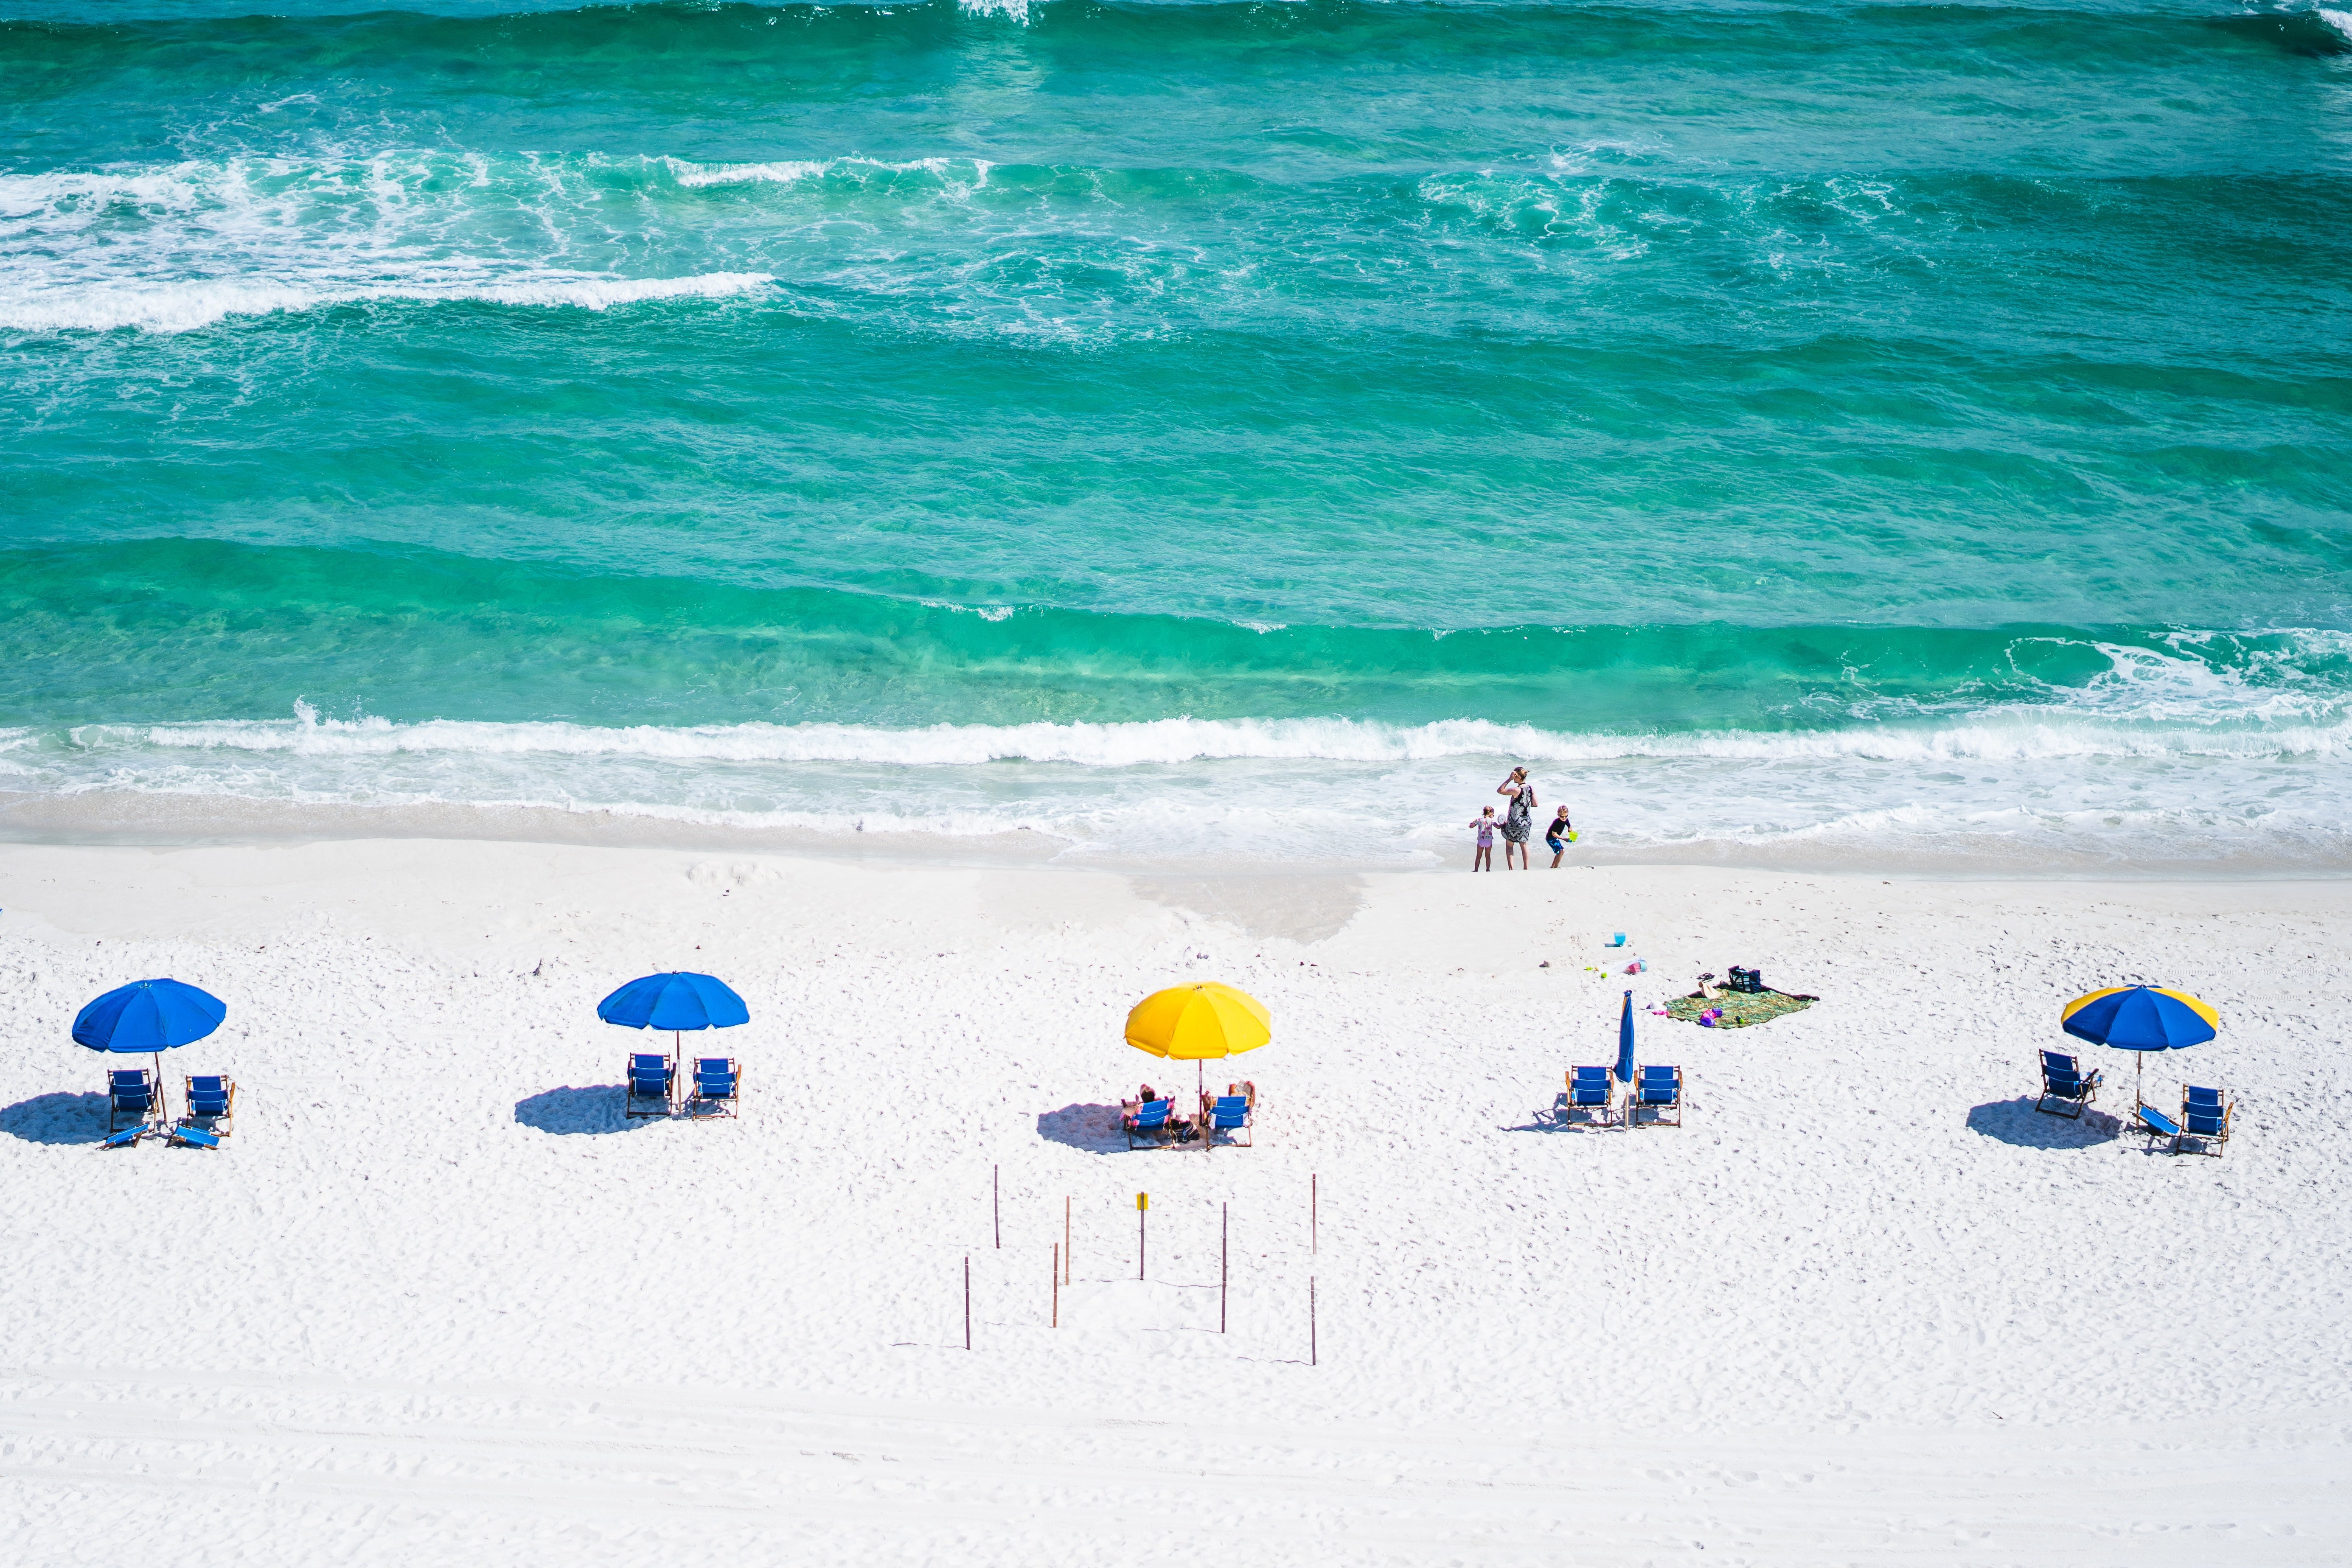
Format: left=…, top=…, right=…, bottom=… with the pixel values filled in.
left=1470, top=807, right=1496, bottom=872
left=1546, top=805, right=1573, bottom=868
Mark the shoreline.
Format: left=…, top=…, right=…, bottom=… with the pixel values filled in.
left=2, top=787, right=2344, bottom=882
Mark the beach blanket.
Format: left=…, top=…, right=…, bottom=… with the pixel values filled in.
left=1665, top=988, right=1817, bottom=1029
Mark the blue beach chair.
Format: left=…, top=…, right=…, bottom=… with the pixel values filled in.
left=107, top=1069, right=161, bottom=1136
left=1631, top=1064, right=1684, bottom=1128
left=686, top=1057, right=740, bottom=1119
left=2036, top=1051, right=2102, bottom=1119
left=2177, top=1086, right=2232, bottom=1156
left=1556, top=1066, right=1617, bottom=1129
left=2134, top=1101, right=2183, bottom=1151
left=625, top=1053, right=675, bottom=1119
left=99, top=1124, right=147, bottom=1150
left=1123, top=1097, right=1176, bottom=1150
left=180, top=1074, right=236, bottom=1139
left=1201, top=1085, right=1254, bottom=1149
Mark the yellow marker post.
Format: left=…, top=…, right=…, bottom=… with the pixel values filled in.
left=1137, top=1192, right=1148, bottom=1279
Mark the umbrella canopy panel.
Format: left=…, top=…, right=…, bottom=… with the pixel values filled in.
left=597, top=972, right=749, bottom=1031
left=1125, top=983, right=1271, bottom=1061
left=2062, top=986, right=2217, bottom=1052
left=73, top=978, right=227, bottom=1054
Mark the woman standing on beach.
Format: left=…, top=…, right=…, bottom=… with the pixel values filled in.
left=1496, top=766, right=1536, bottom=870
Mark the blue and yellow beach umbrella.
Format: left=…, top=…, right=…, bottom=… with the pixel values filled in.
left=2061, top=984, right=2217, bottom=1100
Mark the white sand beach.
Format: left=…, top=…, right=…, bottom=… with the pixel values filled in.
left=2, top=837, right=2347, bottom=1565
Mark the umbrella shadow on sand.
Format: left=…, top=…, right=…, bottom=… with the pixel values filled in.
left=514, top=1086, right=653, bottom=1136
left=1966, top=1096, right=2122, bottom=1149
left=0, top=1092, right=110, bottom=1146
left=1036, top=1103, right=1129, bottom=1153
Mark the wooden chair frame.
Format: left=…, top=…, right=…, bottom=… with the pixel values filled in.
left=106, top=1069, right=163, bottom=1136
left=1629, top=1065, right=1684, bottom=1128
left=1556, top=1067, right=1618, bottom=1130
left=1199, top=1090, right=1254, bottom=1148
left=624, top=1053, right=676, bottom=1119
left=180, top=1074, right=236, bottom=1139
left=2175, top=1087, right=2232, bottom=1156
left=685, top=1058, right=741, bottom=1120
left=1121, top=1097, right=1181, bottom=1150
left=2035, top=1052, right=2102, bottom=1119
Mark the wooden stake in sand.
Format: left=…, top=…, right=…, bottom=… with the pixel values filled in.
left=1221, top=1202, right=1228, bottom=1334
left=1310, top=1275, right=1317, bottom=1366
left=993, top=1165, right=1000, bottom=1249
left=1052, top=1243, right=1059, bottom=1329
left=964, top=1255, right=972, bottom=1351
left=1136, top=1191, right=1148, bottom=1280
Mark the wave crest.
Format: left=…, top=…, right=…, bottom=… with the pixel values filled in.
left=76, top=701, right=2352, bottom=768
left=3, top=270, right=772, bottom=335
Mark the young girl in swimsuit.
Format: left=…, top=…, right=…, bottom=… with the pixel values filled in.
left=1469, top=806, right=1496, bottom=872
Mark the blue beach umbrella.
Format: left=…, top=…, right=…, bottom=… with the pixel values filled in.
left=2061, top=984, right=2217, bottom=1102
left=597, top=971, right=749, bottom=1066
left=1614, top=989, right=1636, bottom=1086
left=73, top=977, right=228, bottom=1105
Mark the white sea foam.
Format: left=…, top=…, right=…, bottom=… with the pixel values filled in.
left=0, top=271, right=773, bottom=334
left=0, top=152, right=778, bottom=333
left=2321, top=7, right=2352, bottom=45
left=17, top=674, right=2346, bottom=869
left=659, top=154, right=990, bottom=192
left=75, top=684, right=2352, bottom=769
left=661, top=157, right=831, bottom=189
left=17, top=637, right=2352, bottom=866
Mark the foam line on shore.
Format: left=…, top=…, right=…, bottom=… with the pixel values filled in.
left=69, top=706, right=2352, bottom=766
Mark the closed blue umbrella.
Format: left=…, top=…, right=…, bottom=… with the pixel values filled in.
left=1614, top=989, right=1635, bottom=1086
left=73, top=978, right=227, bottom=1112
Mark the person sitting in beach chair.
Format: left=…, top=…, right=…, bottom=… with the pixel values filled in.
left=2035, top=1051, right=2102, bottom=1119
left=1122, top=1096, right=1181, bottom=1150
left=1631, top=1063, right=1683, bottom=1128
left=169, top=1074, right=236, bottom=1147
left=625, top=1052, right=675, bottom=1119
left=1556, top=1066, right=1617, bottom=1129
left=1201, top=1081, right=1255, bottom=1148
left=107, top=1068, right=161, bottom=1136
left=686, top=1057, right=740, bottom=1119
left=2176, top=1085, right=2232, bottom=1156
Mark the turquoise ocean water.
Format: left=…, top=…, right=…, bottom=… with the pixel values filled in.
left=2, top=0, right=2349, bottom=866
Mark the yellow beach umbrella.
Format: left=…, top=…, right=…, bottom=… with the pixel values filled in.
left=1125, top=982, right=1271, bottom=1100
